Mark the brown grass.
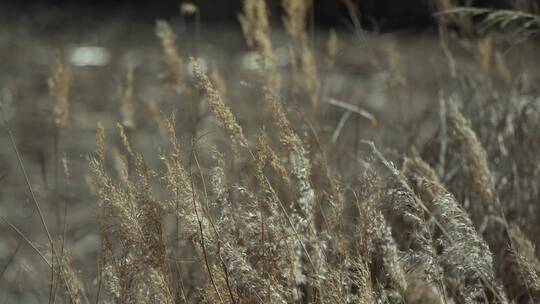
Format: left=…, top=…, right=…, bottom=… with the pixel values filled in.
left=2, top=1, right=540, bottom=304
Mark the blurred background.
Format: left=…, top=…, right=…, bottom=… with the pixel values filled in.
left=1, top=0, right=533, bottom=30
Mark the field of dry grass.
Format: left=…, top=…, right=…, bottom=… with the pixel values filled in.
left=1, top=1, right=540, bottom=303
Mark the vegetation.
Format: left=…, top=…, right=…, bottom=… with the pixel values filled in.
left=1, top=0, right=540, bottom=303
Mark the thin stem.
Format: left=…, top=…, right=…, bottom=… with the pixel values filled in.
left=188, top=151, right=225, bottom=304
left=0, top=214, right=51, bottom=268
left=1, top=123, right=55, bottom=248
left=246, top=148, right=318, bottom=274
left=0, top=243, right=20, bottom=281
left=191, top=148, right=237, bottom=304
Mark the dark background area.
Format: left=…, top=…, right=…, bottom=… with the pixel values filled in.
left=1, top=0, right=532, bottom=31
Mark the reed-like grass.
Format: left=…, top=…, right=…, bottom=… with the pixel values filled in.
left=2, top=1, right=540, bottom=303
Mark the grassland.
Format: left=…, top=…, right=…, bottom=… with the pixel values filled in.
left=1, top=1, right=540, bottom=303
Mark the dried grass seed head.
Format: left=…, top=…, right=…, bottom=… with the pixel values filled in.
left=49, top=56, right=72, bottom=127
left=121, top=64, right=136, bottom=130
left=191, top=57, right=248, bottom=149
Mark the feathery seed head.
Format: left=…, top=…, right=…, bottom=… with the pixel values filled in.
left=191, top=57, right=248, bottom=149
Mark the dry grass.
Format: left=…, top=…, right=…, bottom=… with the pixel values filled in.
left=2, top=1, right=540, bottom=304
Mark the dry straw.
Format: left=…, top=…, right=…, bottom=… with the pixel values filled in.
left=255, top=130, right=291, bottom=186
left=326, top=29, right=338, bottom=69
left=239, top=0, right=281, bottom=90
left=508, top=225, right=540, bottom=298
left=283, top=0, right=320, bottom=109
left=5, top=1, right=539, bottom=303
left=120, top=65, right=136, bottom=130
left=358, top=196, right=407, bottom=301
left=191, top=58, right=248, bottom=149
left=264, top=91, right=313, bottom=217
left=282, top=0, right=310, bottom=40
left=156, top=20, right=189, bottom=94
left=447, top=101, right=497, bottom=218
left=478, top=35, right=493, bottom=73
left=90, top=125, right=176, bottom=303
left=402, top=153, right=508, bottom=303
left=49, top=56, right=72, bottom=128
left=58, top=247, right=83, bottom=304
